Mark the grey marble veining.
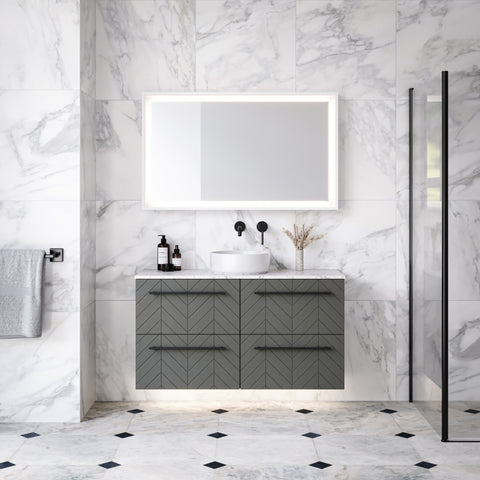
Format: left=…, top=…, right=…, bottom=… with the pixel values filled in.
left=396, top=0, right=480, bottom=100
left=339, top=100, right=396, bottom=201
left=96, top=0, right=195, bottom=100
left=297, top=203, right=396, bottom=301
left=0, top=312, right=81, bottom=423
left=0, top=0, right=80, bottom=90
left=96, top=201, right=196, bottom=300
left=296, top=0, right=396, bottom=99
left=80, top=0, right=96, bottom=98
left=0, top=91, right=80, bottom=202
left=96, top=100, right=142, bottom=201
left=196, top=0, right=295, bottom=92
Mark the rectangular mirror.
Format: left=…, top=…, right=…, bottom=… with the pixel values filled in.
left=143, top=93, right=338, bottom=210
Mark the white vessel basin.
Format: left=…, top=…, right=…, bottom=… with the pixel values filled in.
left=210, top=250, right=270, bottom=274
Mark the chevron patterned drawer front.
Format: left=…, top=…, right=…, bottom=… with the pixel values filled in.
left=240, top=334, right=344, bottom=389
left=136, top=334, right=240, bottom=389
left=240, top=279, right=344, bottom=335
left=136, top=279, right=240, bottom=335
left=135, top=277, right=344, bottom=390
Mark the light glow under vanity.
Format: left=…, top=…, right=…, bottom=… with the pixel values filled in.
left=135, top=269, right=345, bottom=390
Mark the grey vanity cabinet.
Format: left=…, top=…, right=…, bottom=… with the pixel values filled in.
left=136, top=277, right=344, bottom=390
left=240, top=334, right=344, bottom=389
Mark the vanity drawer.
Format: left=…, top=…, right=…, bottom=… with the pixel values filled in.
left=240, top=279, right=344, bottom=335
left=136, top=334, right=240, bottom=389
left=240, top=334, right=344, bottom=389
left=136, top=279, right=240, bottom=335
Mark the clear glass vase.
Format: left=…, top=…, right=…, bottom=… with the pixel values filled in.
left=296, top=249, right=304, bottom=271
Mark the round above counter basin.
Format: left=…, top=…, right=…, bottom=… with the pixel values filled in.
left=210, top=250, right=270, bottom=274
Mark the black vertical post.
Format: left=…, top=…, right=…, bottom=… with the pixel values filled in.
left=408, top=88, right=414, bottom=403
left=441, top=71, right=449, bottom=442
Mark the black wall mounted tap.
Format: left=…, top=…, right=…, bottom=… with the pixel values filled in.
left=257, top=221, right=268, bottom=245
left=234, top=221, right=246, bottom=237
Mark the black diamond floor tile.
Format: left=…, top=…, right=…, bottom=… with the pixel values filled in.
left=115, top=432, right=134, bottom=439
left=396, top=432, right=415, bottom=439
left=0, top=462, right=15, bottom=470
left=302, top=432, right=321, bottom=438
left=310, top=461, right=331, bottom=470
left=21, top=432, right=40, bottom=439
left=127, top=408, right=144, bottom=414
left=212, top=409, right=228, bottom=414
left=99, top=461, right=121, bottom=469
left=296, top=409, right=313, bottom=414
left=465, top=409, right=480, bottom=414
left=415, top=461, right=437, bottom=469
left=204, top=461, right=226, bottom=469
left=380, top=408, right=397, bottom=414
left=208, top=432, right=227, bottom=439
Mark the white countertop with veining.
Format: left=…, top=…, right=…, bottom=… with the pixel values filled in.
left=135, top=269, right=345, bottom=280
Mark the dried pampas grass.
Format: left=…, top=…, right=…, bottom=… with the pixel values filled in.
left=283, top=224, right=325, bottom=250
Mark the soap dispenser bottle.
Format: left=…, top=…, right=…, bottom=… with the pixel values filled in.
left=157, top=235, right=170, bottom=271
left=172, top=245, right=182, bottom=271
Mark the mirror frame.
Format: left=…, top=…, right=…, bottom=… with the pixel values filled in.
left=143, top=93, right=338, bottom=210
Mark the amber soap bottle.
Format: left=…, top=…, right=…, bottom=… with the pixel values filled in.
left=172, top=245, right=182, bottom=271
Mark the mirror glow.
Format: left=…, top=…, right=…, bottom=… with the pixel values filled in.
left=143, top=93, right=338, bottom=210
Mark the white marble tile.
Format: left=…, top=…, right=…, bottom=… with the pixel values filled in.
left=12, top=432, right=117, bottom=465
left=296, top=202, right=396, bottom=301
left=296, top=0, right=395, bottom=99
left=411, top=433, right=480, bottom=465
left=96, top=201, right=196, bottom=300
left=80, top=302, right=96, bottom=419
left=450, top=201, right=480, bottom=301
left=448, top=301, right=480, bottom=401
left=397, top=0, right=480, bottom=101
left=313, top=433, right=421, bottom=466
left=345, top=301, right=397, bottom=400
left=0, top=0, right=80, bottom=90
left=81, top=201, right=96, bottom=310
left=0, top=201, right=80, bottom=312
left=339, top=100, right=395, bottom=201
left=96, top=100, right=142, bottom=201
left=80, top=0, right=96, bottom=98
left=3, top=466, right=105, bottom=480
left=320, top=465, right=434, bottom=480
left=96, top=0, right=195, bottom=100
left=103, top=465, right=215, bottom=480
left=395, top=298, right=410, bottom=401
left=431, top=466, right=480, bottom=480
left=114, top=432, right=216, bottom=465
left=0, top=91, right=80, bottom=202
left=216, top=434, right=317, bottom=466
left=195, top=210, right=296, bottom=270
left=0, top=312, right=80, bottom=423
left=96, top=300, right=140, bottom=401
left=449, top=100, right=480, bottom=201
left=196, top=0, right=295, bottom=92
left=81, top=92, right=96, bottom=202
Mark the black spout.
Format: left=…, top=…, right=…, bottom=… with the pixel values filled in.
left=257, top=221, right=268, bottom=245
left=234, top=221, right=246, bottom=237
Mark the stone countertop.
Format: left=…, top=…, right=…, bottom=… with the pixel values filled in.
left=135, top=269, right=345, bottom=280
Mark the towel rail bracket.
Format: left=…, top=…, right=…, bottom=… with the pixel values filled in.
left=45, top=248, right=64, bottom=262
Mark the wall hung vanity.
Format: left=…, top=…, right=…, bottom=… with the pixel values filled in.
left=135, top=270, right=345, bottom=390
left=143, top=93, right=338, bottom=210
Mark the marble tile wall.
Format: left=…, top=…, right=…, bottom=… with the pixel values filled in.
left=94, top=0, right=480, bottom=403
left=0, top=0, right=96, bottom=421
left=80, top=0, right=97, bottom=417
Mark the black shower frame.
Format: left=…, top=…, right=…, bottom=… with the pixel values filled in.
left=409, top=71, right=480, bottom=443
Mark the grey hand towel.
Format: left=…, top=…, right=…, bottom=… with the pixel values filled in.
left=0, top=249, right=45, bottom=338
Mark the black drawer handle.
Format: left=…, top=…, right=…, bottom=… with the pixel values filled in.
left=254, top=346, right=333, bottom=351
left=254, top=291, right=331, bottom=296
left=148, top=346, right=227, bottom=351
left=148, top=291, right=226, bottom=295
